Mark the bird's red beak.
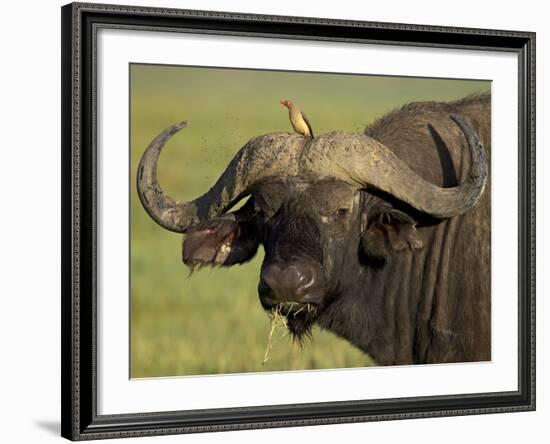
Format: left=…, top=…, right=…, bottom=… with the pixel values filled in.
left=280, top=100, right=287, bottom=108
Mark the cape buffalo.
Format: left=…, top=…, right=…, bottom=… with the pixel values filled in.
left=137, top=94, right=491, bottom=365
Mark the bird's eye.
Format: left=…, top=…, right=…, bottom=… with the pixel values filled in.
left=336, top=207, right=350, bottom=217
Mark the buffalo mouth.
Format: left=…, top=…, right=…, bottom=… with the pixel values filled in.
left=262, top=301, right=320, bottom=363
left=267, top=301, right=319, bottom=341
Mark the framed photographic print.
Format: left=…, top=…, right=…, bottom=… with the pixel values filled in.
left=61, top=2, right=536, bottom=440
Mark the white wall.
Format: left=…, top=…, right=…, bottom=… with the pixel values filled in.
left=0, top=0, right=545, bottom=443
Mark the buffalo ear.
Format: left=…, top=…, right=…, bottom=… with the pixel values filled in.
left=361, top=208, right=423, bottom=264
left=183, top=217, right=259, bottom=270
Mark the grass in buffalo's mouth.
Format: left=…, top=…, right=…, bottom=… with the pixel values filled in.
left=262, top=302, right=316, bottom=364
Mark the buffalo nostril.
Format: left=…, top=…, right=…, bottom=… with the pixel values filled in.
left=259, top=263, right=320, bottom=303
left=287, top=265, right=315, bottom=294
left=260, top=264, right=282, bottom=291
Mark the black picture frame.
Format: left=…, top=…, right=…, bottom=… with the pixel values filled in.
left=61, top=2, right=536, bottom=440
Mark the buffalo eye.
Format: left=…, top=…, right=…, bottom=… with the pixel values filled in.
left=253, top=200, right=267, bottom=218
left=253, top=205, right=263, bottom=216
left=336, top=207, right=350, bottom=218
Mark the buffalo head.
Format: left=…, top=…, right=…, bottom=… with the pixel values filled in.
left=137, top=116, right=487, bottom=341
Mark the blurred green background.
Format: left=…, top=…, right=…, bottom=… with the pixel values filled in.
left=130, top=64, right=490, bottom=378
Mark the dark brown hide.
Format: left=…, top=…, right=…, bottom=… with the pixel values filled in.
left=354, top=94, right=491, bottom=364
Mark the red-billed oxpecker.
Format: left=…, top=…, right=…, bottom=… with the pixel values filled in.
left=280, top=99, right=314, bottom=138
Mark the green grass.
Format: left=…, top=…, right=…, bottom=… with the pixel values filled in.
left=130, top=64, right=490, bottom=378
